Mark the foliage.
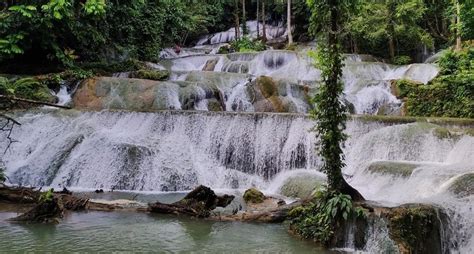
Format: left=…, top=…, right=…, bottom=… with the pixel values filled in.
left=393, top=55, right=412, bottom=65
left=307, top=0, right=358, bottom=192
left=349, top=0, right=433, bottom=60
left=230, top=37, right=266, bottom=52
left=0, top=165, right=5, bottom=183
left=0, top=77, right=55, bottom=102
left=39, top=188, right=54, bottom=203
left=0, top=0, right=226, bottom=68
left=289, top=189, right=364, bottom=245
left=398, top=46, right=474, bottom=118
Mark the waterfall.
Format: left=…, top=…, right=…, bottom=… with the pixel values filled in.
left=146, top=49, right=439, bottom=115
left=2, top=110, right=472, bottom=252
left=196, top=21, right=287, bottom=46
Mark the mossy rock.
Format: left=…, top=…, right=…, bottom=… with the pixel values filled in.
left=367, top=161, right=421, bottom=177
left=129, top=69, right=169, bottom=81
left=256, top=76, right=278, bottom=98
left=448, top=173, right=474, bottom=198
left=387, top=204, right=445, bottom=254
left=243, top=188, right=265, bottom=204
left=279, top=174, right=325, bottom=199
left=207, top=99, right=223, bottom=111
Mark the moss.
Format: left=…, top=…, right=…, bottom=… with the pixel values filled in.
left=285, top=43, right=298, bottom=51
left=129, top=69, right=170, bottom=81
left=78, top=60, right=147, bottom=76
left=207, top=99, right=223, bottom=111
left=388, top=205, right=443, bottom=254
left=352, top=115, right=474, bottom=127
left=257, top=76, right=278, bottom=98
left=243, top=188, right=265, bottom=204
left=448, top=173, right=474, bottom=198
left=432, top=126, right=452, bottom=139
left=367, top=161, right=419, bottom=177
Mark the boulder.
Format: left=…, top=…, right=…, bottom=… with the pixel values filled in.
left=367, top=161, right=421, bottom=177
left=385, top=204, right=447, bottom=254
left=447, top=173, right=474, bottom=198
left=279, top=174, right=325, bottom=199
left=243, top=188, right=265, bottom=204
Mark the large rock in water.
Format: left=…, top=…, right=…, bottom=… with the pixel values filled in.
left=329, top=202, right=449, bottom=254
left=447, top=173, right=474, bottom=198
left=279, top=173, right=325, bottom=199
left=366, top=161, right=422, bottom=177
left=243, top=188, right=265, bottom=204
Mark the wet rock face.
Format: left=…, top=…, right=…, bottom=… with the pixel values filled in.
left=366, top=161, right=421, bottom=177
left=385, top=204, right=447, bottom=254
left=448, top=173, right=474, bottom=198
left=279, top=174, right=324, bottom=199
left=326, top=203, right=448, bottom=254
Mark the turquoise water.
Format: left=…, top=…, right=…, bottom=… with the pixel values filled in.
left=0, top=210, right=332, bottom=253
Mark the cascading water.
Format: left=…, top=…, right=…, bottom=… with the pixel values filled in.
left=196, top=21, right=287, bottom=46
left=2, top=110, right=473, bottom=252
left=150, top=48, right=439, bottom=114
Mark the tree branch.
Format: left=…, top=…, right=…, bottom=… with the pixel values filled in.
left=0, top=95, right=71, bottom=109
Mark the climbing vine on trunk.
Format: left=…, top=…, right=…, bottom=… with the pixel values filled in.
left=307, top=0, right=363, bottom=201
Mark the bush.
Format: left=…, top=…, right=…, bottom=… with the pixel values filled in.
left=0, top=77, right=56, bottom=102
left=393, top=55, right=412, bottom=65
left=230, top=37, right=266, bottom=52
left=397, top=46, right=474, bottom=118
left=289, top=189, right=364, bottom=245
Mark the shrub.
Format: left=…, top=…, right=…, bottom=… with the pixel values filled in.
left=289, top=189, right=364, bottom=245
left=393, top=55, right=412, bottom=65
left=230, top=37, right=266, bottom=52
left=397, top=46, right=474, bottom=118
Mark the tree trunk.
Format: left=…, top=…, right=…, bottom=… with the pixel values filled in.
left=234, top=0, right=241, bottom=39
left=262, top=0, right=267, bottom=42
left=256, top=0, right=260, bottom=38
left=242, top=0, right=247, bottom=35
left=326, top=0, right=365, bottom=202
left=455, top=0, right=462, bottom=51
left=287, top=0, right=293, bottom=45
left=388, top=37, right=395, bottom=60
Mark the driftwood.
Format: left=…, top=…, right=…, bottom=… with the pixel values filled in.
left=0, top=186, right=39, bottom=203
left=10, top=198, right=63, bottom=223
left=214, top=200, right=303, bottom=223
left=149, top=185, right=235, bottom=218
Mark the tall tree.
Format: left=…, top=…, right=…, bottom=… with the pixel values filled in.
left=454, top=0, right=462, bottom=51
left=307, top=0, right=364, bottom=200
left=262, top=0, right=267, bottom=41
left=242, top=0, right=247, bottom=35
left=349, top=0, right=432, bottom=61
left=287, top=0, right=293, bottom=44
left=235, top=0, right=241, bottom=39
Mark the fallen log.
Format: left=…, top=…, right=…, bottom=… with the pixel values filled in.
left=0, top=95, right=71, bottom=109
left=149, top=185, right=235, bottom=218
left=213, top=200, right=302, bottom=223
left=0, top=186, right=40, bottom=204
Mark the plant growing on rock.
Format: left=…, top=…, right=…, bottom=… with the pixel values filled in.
left=289, top=189, right=365, bottom=245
